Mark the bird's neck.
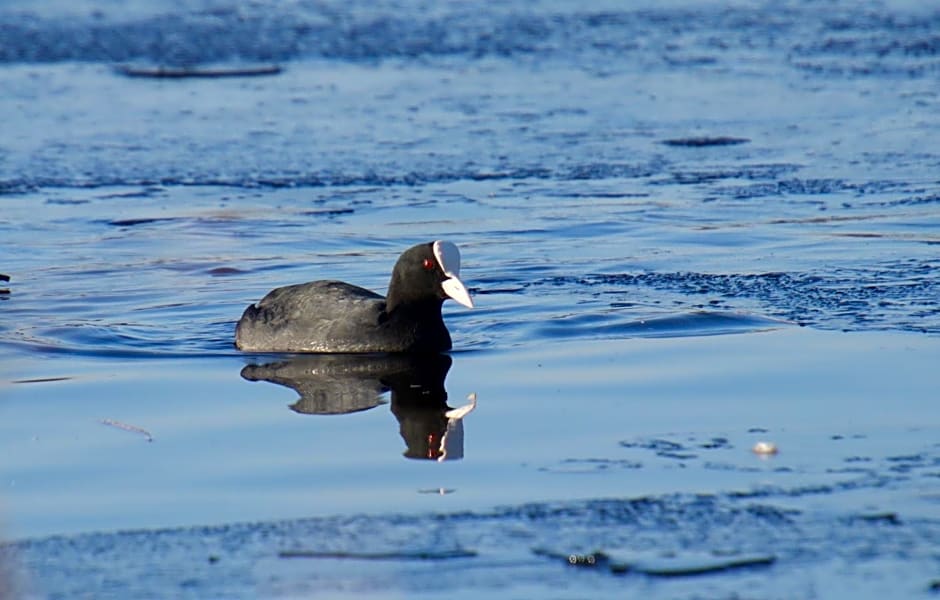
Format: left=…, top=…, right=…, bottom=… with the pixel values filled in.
left=386, top=271, right=443, bottom=315
left=386, top=292, right=444, bottom=319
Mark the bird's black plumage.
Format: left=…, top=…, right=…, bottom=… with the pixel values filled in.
left=235, top=241, right=472, bottom=353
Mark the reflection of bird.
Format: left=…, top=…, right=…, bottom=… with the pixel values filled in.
left=394, top=392, right=477, bottom=461
left=240, top=353, right=476, bottom=460
left=235, top=241, right=473, bottom=353
left=0, top=273, right=9, bottom=296
left=240, top=354, right=403, bottom=415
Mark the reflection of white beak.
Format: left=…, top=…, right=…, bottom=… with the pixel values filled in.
left=441, top=276, right=474, bottom=308
left=438, top=393, right=477, bottom=462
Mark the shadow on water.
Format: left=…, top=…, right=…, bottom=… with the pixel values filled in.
left=240, top=353, right=475, bottom=461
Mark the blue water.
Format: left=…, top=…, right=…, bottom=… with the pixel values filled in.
left=1, top=1, right=939, bottom=598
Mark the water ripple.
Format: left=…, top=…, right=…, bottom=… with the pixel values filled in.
left=531, top=268, right=940, bottom=336
left=2, top=2, right=939, bottom=79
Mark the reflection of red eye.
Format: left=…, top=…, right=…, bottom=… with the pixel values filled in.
left=422, top=258, right=435, bottom=270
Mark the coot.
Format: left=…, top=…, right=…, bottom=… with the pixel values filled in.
left=235, top=240, right=473, bottom=353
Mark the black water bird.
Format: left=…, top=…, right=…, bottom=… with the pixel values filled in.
left=235, top=241, right=473, bottom=353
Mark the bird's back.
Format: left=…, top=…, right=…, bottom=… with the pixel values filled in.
left=235, top=280, right=393, bottom=353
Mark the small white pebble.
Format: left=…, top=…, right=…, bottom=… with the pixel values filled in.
left=752, top=441, right=778, bottom=455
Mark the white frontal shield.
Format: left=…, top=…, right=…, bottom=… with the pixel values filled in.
left=434, top=240, right=474, bottom=308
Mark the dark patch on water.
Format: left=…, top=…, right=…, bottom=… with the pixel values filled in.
left=789, top=10, right=940, bottom=77
left=0, top=168, right=562, bottom=194
left=10, top=376, right=72, bottom=384
left=206, top=267, right=246, bottom=277
left=847, top=512, right=901, bottom=526
left=660, top=164, right=804, bottom=186
left=107, top=217, right=177, bottom=227
left=44, top=197, right=90, bottom=205
left=873, top=191, right=940, bottom=208
left=620, top=438, right=696, bottom=460
left=538, top=458, right=644, bottom=474
left=115, top=63, right=282, bottom=78
left=699, top=437, right=731, bottom=450
left=710, top=177, right=930, bottom=201
left=718, top=178, right=849, bottom=199
left=618, top=436, right=737, bottom=463
left=299, top=207, right=355, bottom=217
left=278, top=548, right=476, bottom=560
left=662, top=136, right=749, bottom=148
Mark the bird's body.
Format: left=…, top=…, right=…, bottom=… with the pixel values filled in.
left=235, top=280, right=451, bottom=353
left=235, top=241, right=472, bottom=353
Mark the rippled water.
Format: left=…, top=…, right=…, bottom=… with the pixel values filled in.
left=1, top=0, right=939, bottom=598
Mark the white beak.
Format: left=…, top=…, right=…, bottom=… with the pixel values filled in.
left=441, top=276, right=474, bottom=308
left=434, top=240, right=474, bottom=308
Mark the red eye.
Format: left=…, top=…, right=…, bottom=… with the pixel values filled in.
left=422, top=258, right=436, bottom=270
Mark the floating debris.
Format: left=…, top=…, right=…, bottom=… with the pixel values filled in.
left=849, top=512, right=901, bottom=525
left=300, top=208, right=355, bottom=217
left=533, top=548, right=609, bottom=568
left=115, top=64, right=282, bottom=79
left=99, top=419, right=153, bottom=442
left=278, top=548, right=476, bottom=560
left=11, top=376, right=72, bottom=384
left=662, top=136, right=750, bottom=147
left=106, top=217, right=174, bottom=227
left=624, top=552, right=776, bottom=577
left=533, top=547, right=776, bottom=577
left=752, top=441, right=779, bottom=456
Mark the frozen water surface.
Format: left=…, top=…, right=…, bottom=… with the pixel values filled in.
left=1, top=0, right=939, bottom=598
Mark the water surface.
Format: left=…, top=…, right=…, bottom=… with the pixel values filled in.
left=1, top=0, right=939, bottom=597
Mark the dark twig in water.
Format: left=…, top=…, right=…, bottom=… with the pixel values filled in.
left=114, top=64, right=282, bottom=79
left=532, top=547, right=775, bottom=577
left=662, top=136, right=750, bottom=147
left=100, top=419, right=154, bottom=442
left=278, top=549, right=476, bottom=560
left=12, top=376, right=72, bottom=384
